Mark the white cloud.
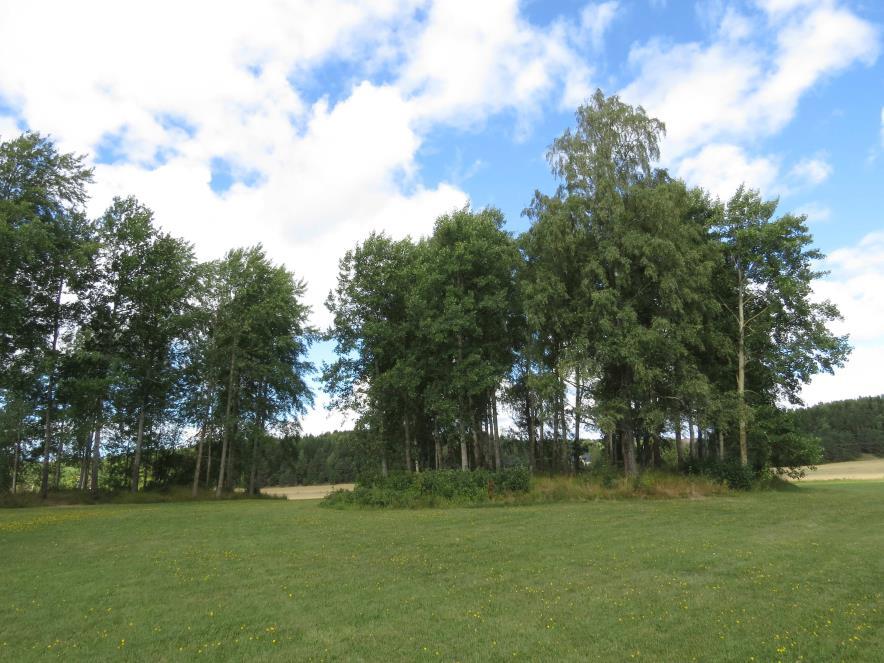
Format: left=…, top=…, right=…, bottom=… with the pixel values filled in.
left=795, top=202, right=832, bottom=224
left=789, top=156, right=832, bottom=187
left=803, top=231, right=884, bottom=404
left=621, top=0, right=877, bottom=193
left=880, top=107, right=884, bottom=146
left=0, top=1, right=611, bottom=431
left=676, top=143, right=779, bottom=199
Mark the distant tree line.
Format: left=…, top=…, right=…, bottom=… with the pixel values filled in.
left=1, top=90, right=851, bottom=497
left=792, top=396, right=884, bottom=461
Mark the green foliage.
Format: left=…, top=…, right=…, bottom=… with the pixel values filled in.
left=322, top=467, right=531, bottom=508
left=791, top=395, right=884, bottom=461
left=683, top=458, right=763, bottom=490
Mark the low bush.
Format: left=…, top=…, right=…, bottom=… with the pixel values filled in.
left=682, top=458, right=767, bottom=490
left=321, top=466, right=531, bottom=509
left=0, top=486, right=281, bottom=508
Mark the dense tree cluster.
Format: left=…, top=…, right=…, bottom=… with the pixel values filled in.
left=792, top=396, right=884, bottom=461
left=0, top=133, right=313, bottom=496
left=324, top=91, right=849, bottom=478
left=1, top=91, right=851, bottom=496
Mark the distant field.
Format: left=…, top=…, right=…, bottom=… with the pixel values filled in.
left=798, top=457, right=884, bottom=481
left=260, top=483, right=355, bottom=500
left=2, top=483, right=882, bottom=661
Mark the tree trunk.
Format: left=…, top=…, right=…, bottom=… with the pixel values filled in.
left=688, top=418, right=696, bottom=460
left=718, top=429, right=725, bottom=461
left=492, top=391, right=502, bottom=471
left=40, top=279, right=64, bottom=498
left=605, top=431, right=613, bottom=464
left=403, top=417, right=412, bottom=473
left=192, top=419, right=207, bottom=498
left=433, top=424, right=442, bottom=470
left=573, top=368, right=581, bottom=472
left=130, top=406, right=146, bottom=493
left=90, top=423, right=101, bottom=493
left=53, top=435, right=63, bottom=490
left=215, top=349, right=237, bottom=498
left=471, top=410, right=482, bottom=470
left=458, top=417, right=469, bottom=471
left=651, top=433, right=662, bottom=467
left=538, top=414, right=545, bottom=472
left=205, top=437, right=212, bottom=488
left=526, top=391, right=535, bottom=471
left=380, top=448, right=388, bottom=477
left=737, top=270, right=749, bottom=466
left=248, top=414, right=262, bottom=496
left=621, top=419, right=638, bottom=478
left=11, top=425, right=21, bottom=494
left=674, top=416, right=683, bottom=466
left=78, top=432, right=92, bottom=490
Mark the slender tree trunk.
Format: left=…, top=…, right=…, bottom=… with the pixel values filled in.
left=718, top=429, right=725, bottom=461
left=573, top=369, right=581, bottom=472
left=458, top=416, right=469, bottom=471
left=11, top=424, right=21, bottom=494
left=538, top=413, right=545, bottom=472
left=471, top=411, right=482, bottom=470
left=380, top=448, right=388, bottom=477
left=215, top=349, right=237, bottom=498
left=492, top=392, right=502, bottom=471
left=433, top=424, right=442, bottom=470
left=78, top=432, right=92, bottom=490
left=90, top=422, right=101, bottom=493
left=40, top=280, right=64, bottom=498
left=737, top=270, right=749, bottom=466
left=53, top=436, right=63, bottom=490
left=651, top=433, right=662, bottom=467
left=621, top=419, right=638, bottom=478
left=526, top=394, right=535, bottom=471
left=403, top=417, right=412, bottom=473
left=606, top=430, right=613, bottom=464
left=559, top=385, right=569, bottom=472
left=205, top=437, right=213, bottom=488
left=688, top=418, right=696, bottom=460
left=674, top=416, right=683, bottom=466
left=130, top=406, right=146, bottom=493
left=226, top=420, right=236, bottom=490
left=697, top=427, right=705, bottom=460
left=192, top=420, right=208, bottom=498
left=248, top=413, right=262, bottom=496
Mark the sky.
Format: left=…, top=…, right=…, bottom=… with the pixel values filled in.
left=1, top=0, right=882, bottom=434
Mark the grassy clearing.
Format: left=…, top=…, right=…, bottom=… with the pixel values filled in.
left=0, top=487, right=281, bottom=508
left=798, top=456, right=884, bottom=481
left=1, top=483, right=882, bottom=661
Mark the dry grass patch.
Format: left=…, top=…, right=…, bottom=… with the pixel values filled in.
left=795, top=456, right=884, bottom=481
left=260, top=484, right=355, bottom=500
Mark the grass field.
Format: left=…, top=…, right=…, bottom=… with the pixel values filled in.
left=2, top=483, right=882, bottom=661
left=798, top=457, right=884, bottom=481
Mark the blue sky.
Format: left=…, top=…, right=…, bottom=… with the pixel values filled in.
left=1, top=0, right=882, bottom=431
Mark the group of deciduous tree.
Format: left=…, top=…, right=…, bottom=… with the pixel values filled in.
left=1, top=90, right=851, bottom=496
left=324, top=91, right=850, bottom=478
left=0, top=133, right=313, bottom=497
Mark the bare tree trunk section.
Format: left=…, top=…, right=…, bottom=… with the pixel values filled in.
left=130, top=407, right=146, bottom=493
left=621, top=420, right=638, bottom=478
left=688, top=418, right=696, bottom=460
left=492, top=392, right=502, bottom=471
left=573, top=369, right=581, bottom=472
left=248, top=415, right=262, bottom=496
left=11, top=425, right=21, bottom=494
left=674, top=416, right=683, bottom=466
left=718, top=429, right=725, bottom=461
left=403, top=417, right=412, bottom=473
left=737, top=272, right=749, bottom=466
left=90, top=423, right=101, bottom=493
left=193, top=419, right=207, bottom=498
left=205, top=438, right=212, bottom=488
left=215, top=349, right=237, bottom=498
left=41, top=280, right=64, bottom=498
left=458, top=416, right=469, bottom=471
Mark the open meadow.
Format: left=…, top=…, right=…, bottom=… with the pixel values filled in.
left=2, top=482, right=883, bottom=662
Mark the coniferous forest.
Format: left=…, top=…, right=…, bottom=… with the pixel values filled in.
left=0, top=91, right=855, bottom=497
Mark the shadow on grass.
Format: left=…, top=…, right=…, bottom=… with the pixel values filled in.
left=0, top=487, right=284, bottom=509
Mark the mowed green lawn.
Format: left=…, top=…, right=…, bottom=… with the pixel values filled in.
left=1, top=483, right=882, bottom=662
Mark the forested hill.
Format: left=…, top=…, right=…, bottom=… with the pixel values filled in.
left=793, top=396, right=884, bottom=461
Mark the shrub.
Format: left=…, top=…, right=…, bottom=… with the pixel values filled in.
left=321, top=467, right=531, bottom=509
